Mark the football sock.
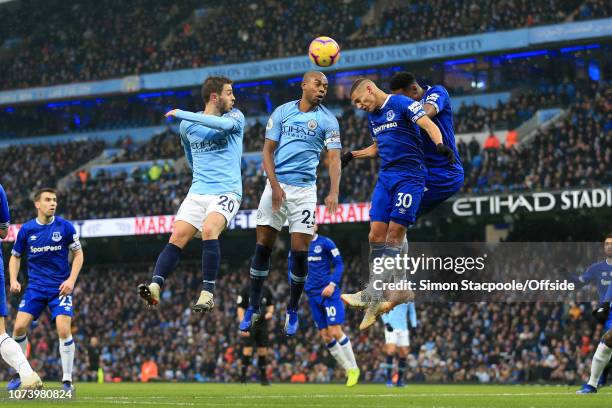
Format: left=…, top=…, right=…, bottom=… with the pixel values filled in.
left=288, top=251, right=308, bottom=311
left=60, top=337, right=75, bottom=383
left=152, top=243, right=182, bottom=288
left=14, top=334, right=28, bottom=357
left=0, top=334, right=33, bottom=377
left=339, top=335, right=358, bottom=369
left=241, top=354, right=250, bottom=379
left=249, top=244, right=272, bottom=308
left=258, top=355, right=267, bottom=380
left=386, top=355, right=394, bottom=382
left=588, top=342, right=612, bottom=387
left=326, top=339, right=349, bottom=370
left=398, top=357, right=407, bottom=382
left=367, top=245, right=401, bottom=301
left=202, top=239, right=220, bottom=293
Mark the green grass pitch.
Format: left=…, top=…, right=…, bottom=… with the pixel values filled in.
left=2, top=382, right=611, bottom=407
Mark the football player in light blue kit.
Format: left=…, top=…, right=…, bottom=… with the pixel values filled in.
left=577, top=234, right=612, bottom=394
left=343, top=78, right=451, bottom=330
left=138, top=76, right=245, bottom=313
left=9, top=188, right=83, bottom=391
left=288, top=225, right=360, bottom=386
left=0, top=184, right=43, bottom=391
left=382, top=302, right=417, bottom=387
left=240, top=71, right=342, bottom=337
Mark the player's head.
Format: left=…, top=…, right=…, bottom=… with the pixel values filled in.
left=301, top=71, right=328, bottom=106
left=33, top=188, right=57, bottom=217
left=389, top=71, right=422, bottom=100
left=605, top=234, right=612, bottom=257
left=201, top=76, right=235, bottom=113
left=313, top=224, right=319, bottom=234
left=350, top=78, right=380, bottom=113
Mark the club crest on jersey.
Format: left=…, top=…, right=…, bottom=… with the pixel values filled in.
left=307, top=119, right=318, bottom=130
left=386, top=110, right=395, bottom=121
left=52, top=231, right=62, bottom=242
left=314, top=245, right=322, bottom=254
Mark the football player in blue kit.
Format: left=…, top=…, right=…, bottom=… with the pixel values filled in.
left=240, top=71, right=342, bottom=337
left=342, top=78, right=454, bottom=330
left=289, top=225, right=360, bottom=386
left=8, top=188, right=83, bottom=391
left=0, top=183, right=43, bottom=391
left=577, top=234, right=612, bottom=394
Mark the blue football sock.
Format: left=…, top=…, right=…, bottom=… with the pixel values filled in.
left=202, top=239, right=220, bottom=293
left=398, top=357, right=407, bottom=382
left=152, top=243, right=182, bottom=288
left=288, top=250, right=308, bottom=311
left=249, top=244, right=272, bottom=309
left=386, top=355, right=394, bottom=382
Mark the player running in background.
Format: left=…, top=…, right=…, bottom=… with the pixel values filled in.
left=240, top=71, right=341, bottom=337
left=289, top=225, right=360, bottom=386
left=8, top=188, right=83, bottom=391
left=576, top=234, right=612, bottom=394
left=237, top=283, right=274, bottom=385
left=138, top=76, right=244, bottom=313
left=0, top=184, right=43, bottom=391
left=342, top=78, right=452, bottom=330
left=382, top=302, right=417, bottom=387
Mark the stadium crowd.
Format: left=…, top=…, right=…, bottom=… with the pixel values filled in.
left=0, top=77, right=606, bottom=223
left=0, top=251, right=602, bottom=385
left=0, top=0, right=609, bottom=90
left=0, top=140, right=106, bottom=223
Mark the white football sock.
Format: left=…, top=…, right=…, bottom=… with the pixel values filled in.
left=14, top=334, right=28, bottom=357
left=59, top=337, right=75, bottom=382
left=0, top=333, right=34, bottom=377
left=326, top=339, right=350, bottom=370
left=339, top=336, right=358, bottom=369
left=588, top=342, right=612, bottom=387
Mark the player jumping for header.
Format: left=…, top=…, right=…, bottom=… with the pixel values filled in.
left=138, top=76, right=245, bottom=313
left=343, top=78, right=453, bottom=330
left=240, top=71, right=342, bottom=337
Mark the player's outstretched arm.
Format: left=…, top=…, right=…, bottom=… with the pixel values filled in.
left=341, top=143, right=378, bottom=168
left=262, top=138, right=285, bottom=211
left=165, top=109, right=236, bottom=132
left=60, top=249, right=84, bottom=297
left=325, top=149, right=340, bottom=215
left=416, top=116, right=455, bottom=164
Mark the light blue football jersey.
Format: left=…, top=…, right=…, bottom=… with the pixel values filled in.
left=178, top=108, right=245, bottom=198
left=265, top=100, right=341, bottom=187
left=382, top=302, right=417, bottom=330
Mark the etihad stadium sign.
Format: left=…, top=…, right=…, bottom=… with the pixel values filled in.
left=451, top=187, right=612, bottom=217
left=1, top=188, right=610, bottom=242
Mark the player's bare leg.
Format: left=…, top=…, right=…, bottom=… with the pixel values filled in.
left=285, top=232, right=313, bottom=336
left=240, top=226, right=278, bottom=333
left=1, top=317, right=41, bottom=391
left=138, top=221, right=196, bottom=306
left=193, top=212, right=227, bottom=313
left=56, top=315, right=75, bottom=391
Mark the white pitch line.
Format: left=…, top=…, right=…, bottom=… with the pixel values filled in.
left=76, top=391, right=612, bottom=400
